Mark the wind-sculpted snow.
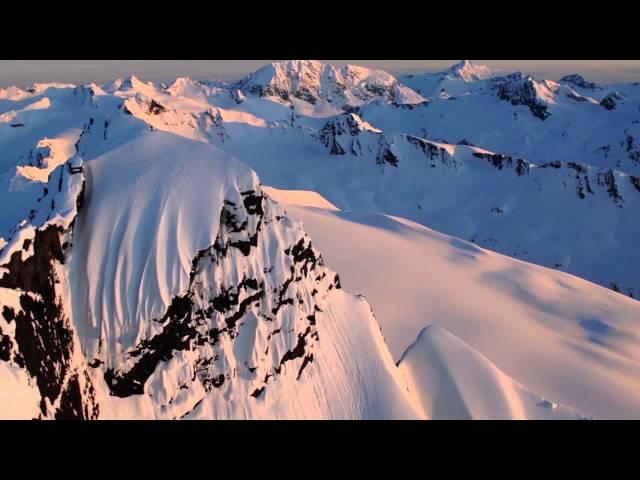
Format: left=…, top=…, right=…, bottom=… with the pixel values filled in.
left=69, top=133, right=255, bottom=358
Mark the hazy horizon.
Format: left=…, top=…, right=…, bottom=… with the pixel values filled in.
left=1, top=60, right=640, bottom=87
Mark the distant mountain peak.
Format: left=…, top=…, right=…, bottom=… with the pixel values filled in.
left=103, top=75, right=151, bottom=94
left=120, top=75, right=144, bottom=88
left=559, top=73, right=602, bottom=90
left=237, top=60, right=424, bottom=108
left=447, top=60, right=492, bottom=81
left=488, top=72, right=555, bottom=120
left=246, top=60, right=324, bottom=87
left=166, top=76, right=206, bottom=97
left=270, top=59, right=324, bottom=70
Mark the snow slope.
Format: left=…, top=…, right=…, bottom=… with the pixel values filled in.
left=397, top=326, right=583, bottom=420
left=266, top=186, right=640, bottom=419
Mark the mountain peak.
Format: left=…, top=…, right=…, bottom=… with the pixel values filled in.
left=0, top=85, right=29, bottom=100
left=166, top=76, right=205, bottom=97
left=270, top=59, right=324, bottom=71
left=103, top=75, right=151, bottom=93
left=123, top=75, right=149, bottom=89
left=559, top=73, right=601, bottom=90
left=250, top=60, right=325, bottom=85
left=238, top=60, right=424, bottom=108
left=448, top=60, right=492, bottom=81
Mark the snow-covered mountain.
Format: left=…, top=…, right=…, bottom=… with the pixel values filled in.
left=0, top=130, right=420, bottom=419
left=1, top=59, right=639, bottom=419
left=385, top=62, right=640, bottom=176
left=143, top=60, right=636, bottom=297
left=401, top=60, right=493, bottom=97
left=232, top=60, right=426, bottom=114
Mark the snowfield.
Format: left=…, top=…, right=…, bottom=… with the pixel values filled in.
left=267, top=186, right=640, bottom=419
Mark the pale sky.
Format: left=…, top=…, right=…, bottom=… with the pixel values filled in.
left=2, top=60, right=640, bottom=87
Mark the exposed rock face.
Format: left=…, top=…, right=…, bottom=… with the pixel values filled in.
left=623, top=133, right=640, bottom=165
left=71, top=85, right=100, bottom=107
left=566, top=92, right=589, bottom=102
left=565, top=162, right=594, bottom=199
left=472, top=152, right=531, bottom=176
left=0, top=160, right=98, bottom=419
left=317, top=113, right=380, bottom=156
left=597, top=169, right=624, bottom=206
left=317, top=113, right=463, bottom=170
left=198, top=108, right=230, bottom=143
left=317, top=113, right=402, bottom=166
left=102, top=186, right=339, bottom=414
left=559, top=74, right=602, bottom=91
left=489, top=73, right=552, bottom=120
left=3, top=62, right=640, bottom=420
left=404, top=136, right=461, bottom=169
left=601, top=92, right=623, bottom=110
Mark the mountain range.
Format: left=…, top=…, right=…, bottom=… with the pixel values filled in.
left=1, top=60, right=639, bottom=419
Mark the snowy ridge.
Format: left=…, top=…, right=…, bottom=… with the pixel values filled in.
left=0, top=86, right=30, bottom=101
left=559, top=74, right=603, bottom=91
left=85, top=67, right=640, bottom=297
left=0, top=154, right=85, bottom=266
left=70, top=133, right=254, bottom=357
left=379, top=67, right=640, bottom=175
